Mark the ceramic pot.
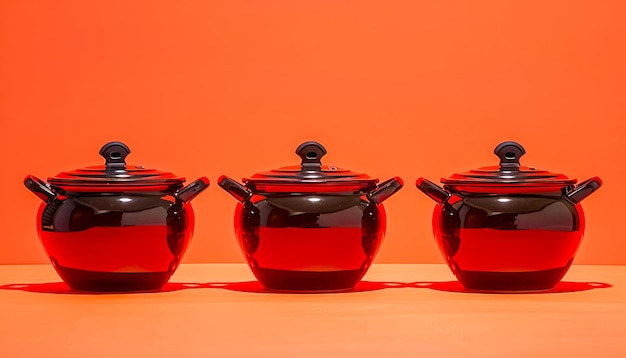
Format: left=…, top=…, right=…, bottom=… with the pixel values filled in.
left=24, top=142, right=209, bottom=292
left=219, top=141, right=403, bottom=292
left=416, top=141, right=602, bottom=292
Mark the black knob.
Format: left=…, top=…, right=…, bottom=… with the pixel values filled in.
left=296, top=141, right=327, bottom=172
left=494, top=141, right=525, bottom=172
left=99, top=141, right=131, bottom=174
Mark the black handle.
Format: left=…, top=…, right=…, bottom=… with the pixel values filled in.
left=175, top=177, right=210, bottom=203
left=99, top=141, right=131, bottom=174
left=24, top=175, right=57, bottom=202
left=368, top=177, right=404, bottom=204
left=218, top=175, right=253, bottom=203
left=494, top=141, right=526, bottom=172
left=416, top=178, right=451, bottom=205
left=296, top=141, right=327, bottom=172
left=565, top=177, right=602, bottom=205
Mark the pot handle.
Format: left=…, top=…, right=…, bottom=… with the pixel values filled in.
left=175, top=177, right=210, bottom=203
left=218, top=175, right=253, bottom=203
left=368, top=177, right=404, bottom=204
left=565, top=177, right=602, bottom=205
left=416, top=178, right=451, bottom=205
left=24, top=175, right=57, bottom=202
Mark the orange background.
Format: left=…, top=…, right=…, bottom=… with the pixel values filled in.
left=0, top=1, right=624, bottom=265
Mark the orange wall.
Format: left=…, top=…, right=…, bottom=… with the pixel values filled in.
left=1, top=1, right=624, bottom=265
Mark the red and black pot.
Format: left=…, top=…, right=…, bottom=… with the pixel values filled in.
left=218, top=141, right=403, bottom=292
left=416, top=141, right=602, bottom=292
left=23, top=142, right=210, bottom=292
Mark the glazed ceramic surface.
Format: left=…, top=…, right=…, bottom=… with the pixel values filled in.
left=417, top=141, right=602, bottom=292
left=219, top=141, right=403, bottom=292
left=24, top=142, right=209, bottom=292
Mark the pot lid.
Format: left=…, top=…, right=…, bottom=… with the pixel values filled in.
left=441, top=141, right=577, bottom=186
left=48, top=142, right=185, bottom=187
left=243, top=141, right=378, bottom=188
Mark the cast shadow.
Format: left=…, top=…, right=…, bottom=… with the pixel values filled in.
left=0, top=280, right=612, bottom=295
left=202, top=280, right=410, bottom=293
left=408, top=280, right=613, bottom=294
left=0, top=280, right=407, bottom=295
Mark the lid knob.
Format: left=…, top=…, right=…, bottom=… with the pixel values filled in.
left=494, top=141, right=526, bottom=172
left=99, top=141, right=131, bottom=174
left=296, top=141, right=327, bottom=172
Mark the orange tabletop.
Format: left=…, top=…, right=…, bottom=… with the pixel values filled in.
left=1, top=264, right=625, bottom=357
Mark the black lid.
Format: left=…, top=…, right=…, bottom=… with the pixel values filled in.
left=48, top=142, right=185, bottom=187
left=243, top=141, right=378, bottom=189
left=441, top=141, right=576, bottom=186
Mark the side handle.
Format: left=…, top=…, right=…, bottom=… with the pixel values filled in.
left=218, top=175, right=253, bottom=203
left=368, top=177, right=404, bottom=204
left=565, top=177, right=602, bottom=205
left=415, top=178, right=451, bottom=205
left=175, top=177, right=210, bottom=203
left=24, top=175, right=57, bottom=202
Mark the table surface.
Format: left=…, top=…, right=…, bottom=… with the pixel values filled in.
left=0, top=264, right=625, bottom=357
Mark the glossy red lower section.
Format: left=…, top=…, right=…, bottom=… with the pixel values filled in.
left=39, top=224, right=189, bottom=291
left=439, top=228, right=582, bottom=291
left=452, top=229, right=582, bottom=272
left=254, top=227, right=367, bottom=271
left=40, top=226, right=173, bottom=273
left=246, top=227, right=371, bottom=292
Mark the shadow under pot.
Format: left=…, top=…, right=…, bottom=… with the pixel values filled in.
left=219, top=141, right=403, bottom=292
left=416, top=141, right=602, bottom=292
left=23, top=142, right=209, bottom=292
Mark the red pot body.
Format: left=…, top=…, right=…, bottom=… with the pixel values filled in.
left=35, top=189, right=194, bottom=292
left=432, top=188, right=584, bottom=291
left=417, top=141, right=601, bottom=292
left=24, top=142, right=209, bottom=292
left=219, top=141, right=402, bottom=292
left=233, top=193, right=386, bottom=292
